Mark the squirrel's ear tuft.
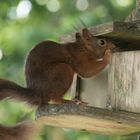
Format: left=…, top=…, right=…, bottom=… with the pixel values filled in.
left=75, top=32, right=82, bottom=42
left=82, top=28, right=91, bottom=39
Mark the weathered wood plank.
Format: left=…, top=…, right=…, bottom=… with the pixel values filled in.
left=81, top=68, right=108, bottom=108
left=36, top=104, right=140, bottom=136
left=108, top=0, right=140, bottom=114
left=108, top=51, right=140, bottom=113
left=60, top=21, right=140, bottom=44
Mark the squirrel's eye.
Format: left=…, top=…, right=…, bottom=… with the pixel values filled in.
left=97, top=39, right=106, bottom=47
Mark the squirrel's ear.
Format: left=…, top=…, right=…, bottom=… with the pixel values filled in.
left=82, top=28, right=91, bottom=39
left=75, top=32, right=82, bottom=42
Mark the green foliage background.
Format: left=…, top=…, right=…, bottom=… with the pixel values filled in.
left=0, top=0, right=137, bottom=140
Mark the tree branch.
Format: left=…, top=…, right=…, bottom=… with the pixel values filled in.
left=36, top=104, right=140, bottom=136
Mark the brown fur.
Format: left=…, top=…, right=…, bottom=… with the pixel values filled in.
left=0, top=122, right=39, bottom=140
left=0, top=28, right=115, bottom=139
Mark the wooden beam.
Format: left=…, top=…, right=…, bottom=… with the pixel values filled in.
left=36, top=104, right=140, bottom=136
left=60, top=21, right=140, bottom=51
left=60, top=22, right=140, bottom=41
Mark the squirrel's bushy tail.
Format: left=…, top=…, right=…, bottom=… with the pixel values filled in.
left=0, top=79, right=37, bottom=105
left=0, top=79, right=43, bottom=140
left=0, top=121, right=41, bottom=140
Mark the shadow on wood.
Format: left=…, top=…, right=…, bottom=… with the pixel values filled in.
left=36, top=104, right=140, bottom=136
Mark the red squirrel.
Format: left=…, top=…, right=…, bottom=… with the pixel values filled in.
left=0, top=28, right=114, bottom=140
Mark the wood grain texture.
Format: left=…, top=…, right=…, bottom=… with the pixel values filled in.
left=60, top=21, right=140, bottom=43
left=81, top=68, right=108, bottom=108
left=108, top=51, right=140, bottom=113
left=108, top=0, right=140, bottom=114
left=36, top=104, right=140, bottom=136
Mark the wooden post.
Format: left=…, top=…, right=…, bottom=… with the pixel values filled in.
left=130, top=1, right=140, bottom=140
left=108, top=51, right=140, bottom=113
left=108, top=0, right=140, bottom=139
left=108, top=0, right=140, bottom=113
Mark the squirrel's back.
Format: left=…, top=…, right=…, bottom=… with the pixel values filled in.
left=24, top=40, right=73, bottom=105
